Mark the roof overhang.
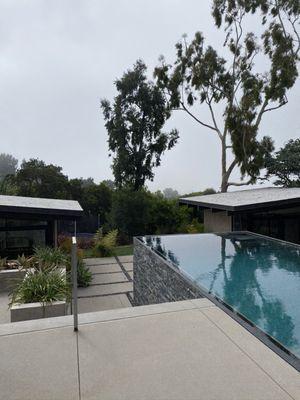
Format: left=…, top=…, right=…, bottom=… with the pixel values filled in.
left=179, top=188, right=300, bottom=213
left=0, top=195, right=84, bottom=220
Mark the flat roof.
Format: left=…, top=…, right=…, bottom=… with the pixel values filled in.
left=0, top=195, right=83, bottom=218
left=180, top=187, right=300, bottom=212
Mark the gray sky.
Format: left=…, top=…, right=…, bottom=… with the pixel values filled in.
left=1, top=0, right=299, bottom=194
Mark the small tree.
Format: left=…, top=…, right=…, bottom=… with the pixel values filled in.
left=266, top=138, right=300, bottom=187
left=0, top=153, right=18, bottom=181
left=155, top=1, right=299, bottom=192
left=101, top=60, right=178, bottom=190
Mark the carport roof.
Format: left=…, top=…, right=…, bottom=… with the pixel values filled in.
left=0, top=195, right=83, bottom=218
left=180, top=187, right=300, bottom=212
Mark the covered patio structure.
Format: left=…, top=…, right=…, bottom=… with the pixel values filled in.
left=180, top=187, right=300, bottom=244
left=0, top=195, right=83, bottom=258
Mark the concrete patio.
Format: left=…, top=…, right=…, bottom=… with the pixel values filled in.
left=0, top=298, right=299, bottom=400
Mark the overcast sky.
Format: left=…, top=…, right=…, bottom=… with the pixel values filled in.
left=1, top=0, right=299, bottom=194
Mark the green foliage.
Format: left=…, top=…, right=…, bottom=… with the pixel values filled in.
left=109, top=188, right=153, bottom=238
left=0, top=153, right=18, bottom=181
left=101, top=60, right=179, bottom=190
left=184, top=219, right=204, bottom=234
left=33, top=247, right=68, bottom=269
left=68, top=179, right=113, bottom=223
left=77, top=259, right=92, bottom=287
left=10, top=266, right=70, bottom=305
left=265, top=139, right=300, bottom=187
left=154, top=2, right=299, bottom=191
left=11, top=159, right=69, bottom=199
left=16, top=254, right=34, bottom=269
left=182, top=188, right=217, bottom=197
left=93, top=229, right=118, bottom=256
left=109, top=188, right=195, bottom=239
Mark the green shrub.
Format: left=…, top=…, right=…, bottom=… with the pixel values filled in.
left=33, top=246, right=67, bottom=269
left=77, top=259, right=92, bottom=287
left=10, top=266, right=70, bottom=305
left=93, top=229, right=118, bottom=257
left=184, top=219, right=204, bottom=233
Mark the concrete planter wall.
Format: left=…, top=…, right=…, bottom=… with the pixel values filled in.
left=10, top=301, right=67, bottom=322
left=133, top=237, right=203, bottom=306
left=0, top=269, right=26, bottom=293
left=10, top=267, right=68, bottom=322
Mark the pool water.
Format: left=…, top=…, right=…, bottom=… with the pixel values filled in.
left=141, top=232, right=300, bottom=358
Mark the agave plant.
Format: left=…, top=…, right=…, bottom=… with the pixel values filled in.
left=10, top=265, right=70, bottom=306
left=16, top=254, right=35, bottom=270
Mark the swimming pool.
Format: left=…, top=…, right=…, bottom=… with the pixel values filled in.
left=135, top=232, right=300, bottom=362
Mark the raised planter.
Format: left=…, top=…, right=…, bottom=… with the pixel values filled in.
left=0, top=269, right=26, bottom=293
left=9, top=267, right=68, bottom=322
left=10, top=301, right=67, bottom=322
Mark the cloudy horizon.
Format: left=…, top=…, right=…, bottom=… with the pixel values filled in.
left=1, top=0, right=299, bottom=195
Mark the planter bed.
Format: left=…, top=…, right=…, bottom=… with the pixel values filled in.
left=10, top=267, right=68, bottom=322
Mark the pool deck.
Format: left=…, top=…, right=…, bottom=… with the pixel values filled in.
left=0, top=298, right=299, bottom=400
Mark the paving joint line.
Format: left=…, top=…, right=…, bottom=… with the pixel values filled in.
left=89, top=280, right=130, bottom=287
left=114, top=255, right=133, bottom=282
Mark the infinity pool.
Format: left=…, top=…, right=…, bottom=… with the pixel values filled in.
left=140, top=232, right=300, bottom=359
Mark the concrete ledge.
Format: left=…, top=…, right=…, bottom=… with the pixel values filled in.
left=0, top=269, right=26, bottom=293
left=0, top=298, right=215, bottom=336
left=10, top=301, right=67, bottom=322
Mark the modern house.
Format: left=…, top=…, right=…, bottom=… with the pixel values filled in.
left=180, top=187, right=300, bottom=244
left=0, top=195, right=83, bottom=257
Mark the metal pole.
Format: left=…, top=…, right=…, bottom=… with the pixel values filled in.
left=71, top=236, right=78, bottom=332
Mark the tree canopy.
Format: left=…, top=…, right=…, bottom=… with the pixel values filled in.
left=10, top=159, right=69, bottom=199
left=266, top=139, right=300, bottom=187
left=0, top=153, right=18, bottom=181
left=101, top=60, right=179, bottom=190
left=154, top=0, right=299, bottom=191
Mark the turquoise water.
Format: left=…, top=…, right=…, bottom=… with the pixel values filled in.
left=141, top=232, right=300, bottom=358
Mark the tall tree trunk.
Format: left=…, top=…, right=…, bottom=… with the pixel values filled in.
left=221, top=136, right=228, bottom=193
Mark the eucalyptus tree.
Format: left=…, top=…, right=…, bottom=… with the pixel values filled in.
left=101, top=60, right=178, bottom=191
left=266, top=138, right=300, bottom=187
left=155, top=0, right=299, bottom=192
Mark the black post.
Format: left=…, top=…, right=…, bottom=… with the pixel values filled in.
left=71, top=236, right=78, bottom=332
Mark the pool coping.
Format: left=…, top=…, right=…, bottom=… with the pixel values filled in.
left=135, top=231, right=300, bottom=372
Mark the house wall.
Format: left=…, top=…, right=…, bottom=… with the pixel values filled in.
left=204, top=209, right=232, bottom=233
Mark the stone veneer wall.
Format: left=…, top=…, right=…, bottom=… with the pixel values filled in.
left=133, top=238, right=203, bottom=306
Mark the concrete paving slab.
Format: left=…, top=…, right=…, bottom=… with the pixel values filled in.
left=117, top=255, right=133, bottom=263
left=78, top=294, right=131, bottom=313
left=121, top=262, right=133, bottom=271
left=88, top=263, right=122, bottom=274
left=78, top=282, right=133, bottom=298
left=0, top=326, right=79, bottom=400
left=91, top=272, right=128, bottom=285
left=84, top=257, right=117, bottom=266
left=78, top=309, right=291, bottom=400
left=201, top=306, right=300, bottom=399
